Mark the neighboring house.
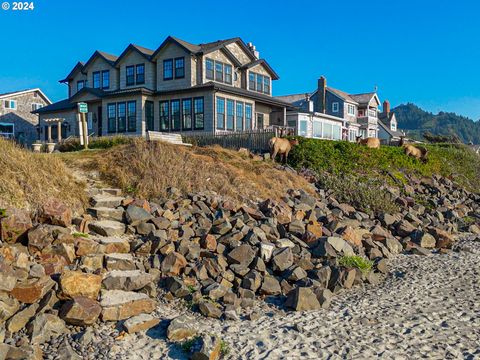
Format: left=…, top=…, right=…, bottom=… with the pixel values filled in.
left=0, top=89, right=51, bottom=145
left=34, top=36, right=290, bottom=141
left=276, top=76, right=381, bottom=141
left=378, top=100, right=404, bottom=143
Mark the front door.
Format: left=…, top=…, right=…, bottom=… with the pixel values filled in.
left=97, top=106, right=103, bottom=136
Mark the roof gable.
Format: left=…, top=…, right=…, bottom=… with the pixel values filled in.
left=59, top=61, right=85, bottom=83
left=151, top=36, right=200, bottom=60
left=241, top=59, right=279, bottom=80
left=114, top=43, right=154, bottom=66
left=0, top=88, right=52, bottom=104
left=82, top=50, right=118, bottom=72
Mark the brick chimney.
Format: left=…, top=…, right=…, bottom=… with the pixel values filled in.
left=383, top=100, right=391, bottom=116
left=317, top=76, right=327, bottom=113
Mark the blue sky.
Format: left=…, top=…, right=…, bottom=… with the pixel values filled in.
left=0, top=0, right=479, bottom=120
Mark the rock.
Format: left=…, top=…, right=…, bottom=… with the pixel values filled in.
left=105, top=253, right=136, bottom=270
left=341, top=226, right=363, bottom=247
left=411, top=230, right=436, bottom=249
left=227, top=244, right=256, bottom=267
left=0, top=343, right=42, bottom=360
left=204, top=283, right=228, bottom=300
left=259, top=242, right=275, bottom=262
left=103, top=270, right=153, bottom=291
left=259, top=274, right=281, bottom=295
left=136, top=222, right=156, bottom=235
left=311, top=266, right=332, bottom=288
left=88, top=207, right=124, bottom=222
left=28, top=313, right=68, bottom=344
left=27, top=225, right=54, bottom=253
left=383, top=237, right=403, bottom=254
left=305, top=220, right=323, bottom=238
left=100, top=237, right=130, bottom=253
left=371, top=225, right=391, bottom=241
left=428, top=227, right=455, bottom=249
left=285, top=287, right=321, bottom=311
left=100, top=290, right=156, bottom=321
left=289, top=219, right=305, bottom=235
left=313, top=288, right=333, bottom=309
left=287, top=267, right=307, bottom=282
left=39, top=199, right=72, bottom=227
left=59, top=297, right=102, bottom=326
left=0, top=208, right=32, bottom=243
left=89, top=220, right=126, bottom=237
left=200, top=234, right=217, bottom=251
left=10, top=276, right=55, bottom=304
left=211, top=219, right=232, bottom=235
left=57, top=339, right=82, bottom=360
left=396, top=220, right=416, bottom=237
left=167, top=314, right=197, bottom=341
left=376, top=258, right=389, bottom=274
left=60, top=271, right=102, bottom=300
left=271, top=247, right=293, bottom=272
left=199, top=301, right=222, bottom=318
left=6, top=303, right=38, bottom=333
left=161, top=252, right=187, bottom=276
left=259, top=199, right=292, bottom=224
left=0, top=293, right=20, bottom=322
left=123, top=313, right=160, bottom=334
left=276, top=238, right=295, bottom=248
left=126, top=205, right=153, bottom=226
left=241, top=271, right=262, bottom=292
left=192, top=334, right=222, bottom=360
left=81, top=254, right=104, bottom=271
left=0, top=264, right=17, bottom=292
left=90, top=194, right=124, bottom=208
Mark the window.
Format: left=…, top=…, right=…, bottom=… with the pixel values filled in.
left=332, top=102, right=339, bottom=113
left=194, top=97, right=204, bottom=130
left=0, top=123, right=14, bottom=138
left=163, top=59, right=173, bottom=80
left=215, top=61, right=223, bottom=82
left=368, top=109, right=377, bottom=117
left=299, top=120, right=308, bottom=137
left=313, top=121, right=322, bottom=138
left=159, top=101, right=169, bottom=130
left=4, top=100, right=17, bottom=110
left=226, top=99, right=234, bottom=131
left=248, top=73, right=255, bottom=91
left=31, top=103, right=43, bottom=111
left=206, top=59, right=214, bottom=80
left=136, top=64, right=145, bottom=84
left=347, top=104, right=355, bottom=116
left=245, top=103, right=252, bottom=130
left=263, top=76, right=270, bottom=95
left=102, top=70, right=110, bottom=89
left=256, top=113, right=264, bottom=129
left=175, top=57, right=185, bottom=79
left=127, top=101, right=136, bottom=132
left=324, top=123, right=333, bottom=139
left=93, top=71, right=101, bottom=89
left=333, top=124, right=342, bottom=140
left=87, top=113, right=93, bottom=131
left=236, top=101, right=244, bottom=131
left=224, top=64, right=232, bottom=84
left=77, top=81, right=84, bottom=91
left=126, top=66, right=135, bottom=86
left=216, top=97, right=225, bottom=129
left=107, top=103, right=116, bottom=133
left=171, top=100, right=180, bottom=131
left=348, top=129, right=357, bottom=142
left=117, top=102, right=126, bottom=132
left=145, top=101, right=154, bottom=131
left=182, top=99, right=192, bottom=130
left=358, top=109, right=365, bottom=117
left=256, top=74, right=264, bottom=93
left=391, top=122, right=397, bottom=131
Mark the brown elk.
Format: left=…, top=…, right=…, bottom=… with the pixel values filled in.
left=355, top=135, right=381, bottom=149
left=399, top=137, right=428, bottom=163
left=269, top=137, right=299, bottom=164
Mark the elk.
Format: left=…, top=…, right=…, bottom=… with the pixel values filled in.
left=269, top=137, right=299, bottom=164
left=399, top=137, right=428, bottom=163
left=355, top=135, right=381, bottom=149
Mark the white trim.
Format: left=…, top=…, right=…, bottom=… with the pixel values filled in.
left=0, top=88, right=52, bottom=105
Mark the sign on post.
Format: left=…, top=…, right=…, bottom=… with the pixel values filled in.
left=78, top=102, right=88, bottom=114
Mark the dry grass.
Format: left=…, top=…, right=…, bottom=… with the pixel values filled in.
left=62, top=138, right=314, bottom=203
left=0, top=138, right=86, bottom=212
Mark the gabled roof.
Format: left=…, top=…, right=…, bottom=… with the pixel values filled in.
left=32, top=98, right=76, bottom=114
left=241, top=59, right=279, bottom=80
left=59, top=61, right=85, bottom=83
left=151, top=36, right=201, bottom=59
left=82, top=50, right=118, bottom=71
left=349, top=92, right=380, bottom=106
left=0, top=88, right=52, bottom=104
left=114, top=43, right=154, bottom=66
left=326, top=87, right=359, bottom=105
left=69, top=87, right=106, bottom=101
left=378, top=119, right=404, bottom=138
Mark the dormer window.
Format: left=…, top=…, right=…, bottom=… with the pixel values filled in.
left=249, top=72, right=270, bottom=94
left=93, top=72, right=101, bottom=89
left=332, top=102, right=339, bottom=113
left=224, top=64, right=232, bottom=84
left=102, top=70, right=110, bottom=89
left=126, top=66, right=135, bottom=85
left=391, top=122, right=397, bottom=131
left=136, top=64, right=145, bottom=84
left=215, top=62, right=223, bottom=82
left=206, top=59, right=214, bottom=80
left=175, top=58, right=185, bottom=79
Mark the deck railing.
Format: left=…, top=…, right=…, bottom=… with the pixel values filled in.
left=184, top=129, right=276, bottom=152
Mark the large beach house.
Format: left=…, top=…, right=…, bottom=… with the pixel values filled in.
left=276, top=76, right=381, bottom=141
left=33, top=36, right=290, bottom=142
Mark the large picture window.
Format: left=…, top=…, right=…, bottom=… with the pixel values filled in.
left=107, top=103, right=116, bottom=133
left=102, top=70, right=110, bottom=89
left=93, top=72, right=100, bottom=89
left=226, top=99, right=234, bottom=131
left=145, top=101, right=154, bottom=131
left=216, top=97, right=225, bottom=129
left=245, top=103, right=252, bottom=130
left=163, top=59, right=173, bottom=80
left=236, top=101, right=244, bottom=131
left=171, top=100, right=181, bottom=131
left=194, top=97, right=204, bottom=130
left=182, top=98, right=192, bottom=130
left=136, top=64, right=145, bottom=84
left=159, top=101, right=169, bottom=131
left=117, top=102, right=126, bottom=132
left=206, top=59, right=214, bottom=80
left=127, top=101, right=136, bottom=132
left=126, top=66, right=135, bottom=86
left=175, top=57, right=185, bottom=79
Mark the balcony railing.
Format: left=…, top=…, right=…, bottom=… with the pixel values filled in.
left=357, top=115, right=378, bottom=125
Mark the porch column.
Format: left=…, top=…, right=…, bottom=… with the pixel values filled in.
left=47, top=124, right=52, bottom=142
left=57, top=120, right=62, bottom=142
left=283, top=107, right=287, bottom=127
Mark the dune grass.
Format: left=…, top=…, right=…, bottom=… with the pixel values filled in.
left=0, top=138, right=86, bottom=212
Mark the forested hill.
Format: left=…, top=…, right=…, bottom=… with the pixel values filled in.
left=393, top=103, right=480, bottom=144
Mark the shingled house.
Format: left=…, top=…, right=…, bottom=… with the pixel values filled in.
left=0, top=89, right=51, bottom=146
left=276, top=76, right=381, bottom=141
left=378, top=100, right=404, bottom=143
left=33, top=36, right=290, bottom=141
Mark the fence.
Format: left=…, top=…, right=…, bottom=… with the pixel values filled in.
left=184, top=129, right=276, bottom=152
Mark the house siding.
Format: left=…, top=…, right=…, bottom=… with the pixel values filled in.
left=85, top=57, right=119, bottom=91
left=101, top=94, right=144, bottom=136
left=119, top=51, right=155, bottom=90
left=39, top=109, right=78, bottom=139
left=70, top=72, right=88, bottom=97
left=225, top=42, right=251, bottom=65
left=154, top=43, right=193, bottom=91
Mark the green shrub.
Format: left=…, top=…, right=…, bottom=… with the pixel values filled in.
left=220, top=339, right=230, bottom=356
left=338, top=255, right=374, bottom=274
